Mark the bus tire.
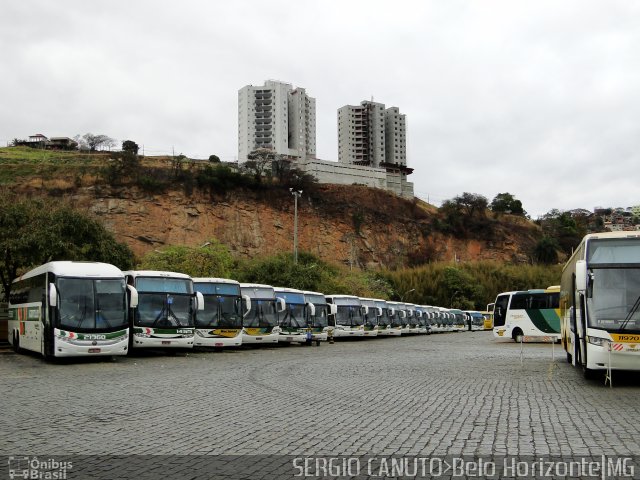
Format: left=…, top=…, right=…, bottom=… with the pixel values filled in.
left=566, top=351, right=572, bottom=364
left=581, top=349, right=598, bottom=379
left=512, top=328, right=524, bottom=343
left=12, top=331, right=20, bottom=353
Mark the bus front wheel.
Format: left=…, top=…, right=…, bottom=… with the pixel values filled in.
left=582, top=348, right=598, bottom=379
left=12, top=331, right=20, bottom=353
left=512, top=329, right=524, bottom=343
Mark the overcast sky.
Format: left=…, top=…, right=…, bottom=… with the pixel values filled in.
left=2, top=1, right=639, bottom=218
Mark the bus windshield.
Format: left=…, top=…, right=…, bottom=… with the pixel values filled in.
left=379, top=308, right=392, bottom=326
left=243, top=299, right=278, bottom=328
left=335, top=305, right=364, bottom=326
left=588, top=267, right=640, bottom=331
left=280, top=303, right=306, bottom=328
left=57, top=278, right=127, bottom=331
left=310, top=304, right=329, bottom=328
left=196, top=295, right=243, bottom=329
left=136, top=293, right=194, bottom=328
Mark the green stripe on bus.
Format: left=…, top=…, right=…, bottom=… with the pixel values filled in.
left=526, top=308, right=561, bottom=333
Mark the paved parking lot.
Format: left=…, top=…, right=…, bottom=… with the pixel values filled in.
left=1, top=331, right=639, bottom=478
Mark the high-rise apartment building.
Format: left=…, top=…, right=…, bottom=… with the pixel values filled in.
left=337, top=100, right=412, bottom=198
left=384, top=107, right=407, bottom=166
left=338, top=101, right=407, bottom=168
left=238, top=80, right=316, bottom=162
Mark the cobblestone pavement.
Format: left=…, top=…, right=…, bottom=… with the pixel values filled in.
left=1, top=331, right=640, bottom=467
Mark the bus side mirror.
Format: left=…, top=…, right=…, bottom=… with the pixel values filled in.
left=363, top=305, right=369, bottom=315
left=401, top=311, right=407, bottom=318
left=306, top=302, right=316, bottom=316
left=389, top=308, right=395, bottom=316
left=329, top=304, right=337, bottom=315
left=277, top=298, right=286, bottom=313
left=195, top=291, right=205, bottom=311
left=575, top=260, right=587, bottom=293
left=127, top=285, right=138, bottom=309
left=243, top=295, right=251, bottom=314
left=377, top=307, right=383, bottom=317
left=48, top=283, right=57, bottom=307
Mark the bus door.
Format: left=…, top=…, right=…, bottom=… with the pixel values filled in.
left=493, top=294, right=510, bottom=337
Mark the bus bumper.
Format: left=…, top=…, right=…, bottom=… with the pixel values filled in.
left=242, top=332, right=279, bottom=344
left=132, top=335, right=194, bottom=349
left=194, top=333, right=242, bottom=348
left=54, top=337, right=129, bottom=357
left=588, top=344, right=640, bottom=371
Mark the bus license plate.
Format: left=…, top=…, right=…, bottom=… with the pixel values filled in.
left=256, top=337, right=262, bottom=341
left=88, top=348, right=101, bottom=353
left=162, top=341, right=171, bottom=345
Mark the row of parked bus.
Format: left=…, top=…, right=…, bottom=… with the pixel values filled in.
left=6, top=262, right=490, bottom=359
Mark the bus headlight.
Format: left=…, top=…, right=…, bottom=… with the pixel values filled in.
left=588, top=336, right=606, bottom=346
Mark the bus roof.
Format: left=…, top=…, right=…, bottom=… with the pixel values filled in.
left=302, top=291, right=328, bottom=303
left=274, top=287, right=303, bottom=294
left=123, top=270, right=192, bottom=280
left=240, top=283, right=273, bottom=289
left=14, top=261, right=124, bottom=283
left=326, top=295, right=362, bottom=305
left=302, top=290, right=324, bottom=296
left=360, top=298, right=381, bottom=306
left=192, top=277, right=240, bottom=285
left=582, top=232, right=640, bottom=241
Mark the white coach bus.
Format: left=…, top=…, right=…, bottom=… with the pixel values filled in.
left=561, top=232, right=640, bottom=378
left=360, top=297, right=381, bottom=337
left=325, top=295, right=365, bottom=338
left=240, top=283, right=285, bottom=344
left=302, top=290, right=335, bottom=344
left=193, top=278, right=250, bottom=348
left=124, top=270, right=203, bottom=350
left=8, top=261, right=135, bottom=358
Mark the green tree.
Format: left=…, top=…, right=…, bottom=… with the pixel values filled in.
left=137, top=240, right=234, bottom=278
left=490, top=192, right=525, bottom=215
left=455, top=192, right=488, bottom=218
left=438, top=192, right=489, bottom=237
left=234, top=251, right=393, bottom=298
left=0, top=194, right=134, bottom=300
left=243, top=148, right=279, bottom=184
left=122, top=140, right=139, bottom=155
left=539, top=209, right=586, bottom=256
left=533, top=236, right=560, bottom=264
left=442, top=266, right=483, bottom=308
left=208, top=154, right=220, bottom=163
left=76, top=133, right=116, bottom=152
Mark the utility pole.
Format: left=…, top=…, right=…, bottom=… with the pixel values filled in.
left=290, top=189, right=302, bottom=264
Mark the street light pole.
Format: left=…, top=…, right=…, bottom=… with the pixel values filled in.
left=290, top=188, right=302, bottom=264
left=450, top=290, right=460, bottom=308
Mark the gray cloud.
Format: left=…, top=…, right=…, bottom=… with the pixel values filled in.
left=2, top=0, right=639, bottom=217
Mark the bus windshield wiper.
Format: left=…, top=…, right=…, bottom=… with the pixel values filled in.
left=619, top=294, right=640, bottom=331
